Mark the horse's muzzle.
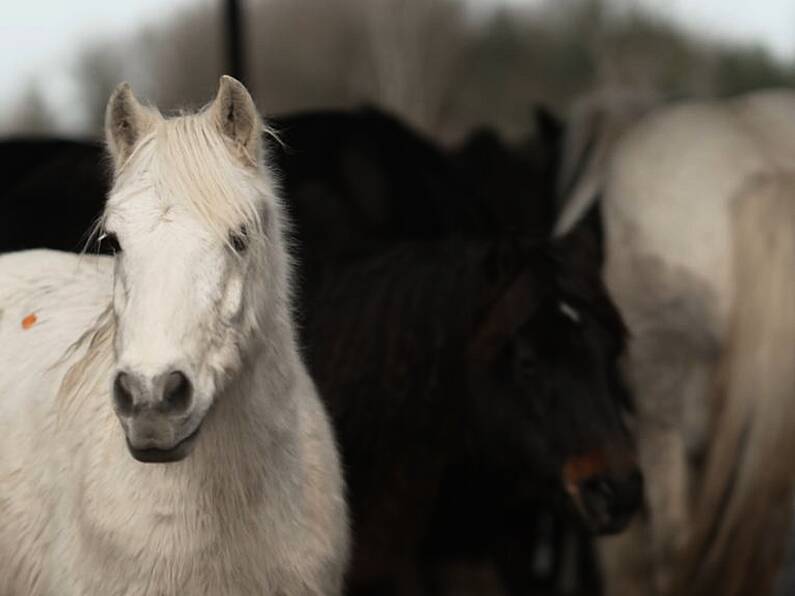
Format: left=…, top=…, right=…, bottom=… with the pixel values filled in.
left=563, top=451, right=644, bottom=534
left=112, top=367, right=205, bottom=463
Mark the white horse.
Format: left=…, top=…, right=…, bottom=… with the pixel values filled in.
left=556, top=90, right=795, bottom=596
left=0, top=77, right=349, bottom=595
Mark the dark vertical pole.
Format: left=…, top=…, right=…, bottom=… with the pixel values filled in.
left=225, top=0, right=246, bottom=83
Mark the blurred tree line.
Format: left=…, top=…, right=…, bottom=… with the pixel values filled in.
left=7, top=0, right=795, bottom=142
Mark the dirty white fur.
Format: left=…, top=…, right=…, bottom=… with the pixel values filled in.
left=557, top=90, right=795, bottom=596
left=0, top=77, right=349, bottom=595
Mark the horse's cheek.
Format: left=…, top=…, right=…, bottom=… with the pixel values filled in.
left=111, top=262, right=130, bottom=316
left=220, top=272, right=245, bottom=323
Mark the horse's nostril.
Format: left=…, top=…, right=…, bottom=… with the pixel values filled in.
left=161, top=371, right=192, bottom=414
left=579, top=470, right=644, bottom=532
left=113, top=372, right=134, bottom=416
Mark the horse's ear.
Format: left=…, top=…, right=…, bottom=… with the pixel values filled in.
left=210, top=75, right=262, bottom=166
left=105, top=82, right=159, bottom=170
left=554, top=201, right=605, bottom=273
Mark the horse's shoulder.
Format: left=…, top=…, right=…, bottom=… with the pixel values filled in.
left=614, top=90, right=795, bottom=171
left=612, top=101, right=717, bottom=161
left=603, top=95, right=778, bottom=332
left=606, top=100, right=768, bottom=215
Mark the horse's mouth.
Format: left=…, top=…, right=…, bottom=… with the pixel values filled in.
left=582, top=504, right=636, bottom=535
left=126, top=423, right=203, bottom=464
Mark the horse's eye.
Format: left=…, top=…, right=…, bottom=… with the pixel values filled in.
left=558, top=301, right=582, bottom=325
left=230, top=226, right=249, bottom=253
left=101, top=232, right=122, bottom=254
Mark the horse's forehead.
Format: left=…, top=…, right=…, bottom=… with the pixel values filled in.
left=106, top=198, right=220, bottom=249
left=107, top=188, right=182, bottom=223
left=107, top=128, right=263, bottom=233
left=108, top=176, right=255, bottom=233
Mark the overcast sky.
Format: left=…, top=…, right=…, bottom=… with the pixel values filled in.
left=477, top=0, right=795, bottom=57
left=1, top=0, right=794, bottom=127
left=0, top=0, right=195, bottom=122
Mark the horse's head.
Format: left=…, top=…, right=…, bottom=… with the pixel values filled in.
left=469, top=242, right=641, bottom=534
left=101, top=77, right=283, bottom=463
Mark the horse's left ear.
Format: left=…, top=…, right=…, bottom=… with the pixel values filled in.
left=210, top=75, right=263, bottom=166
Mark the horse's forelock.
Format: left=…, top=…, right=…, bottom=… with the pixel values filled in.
left=106, top=112, right=275, bottom=248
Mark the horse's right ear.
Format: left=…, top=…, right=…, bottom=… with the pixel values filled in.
left=105, top=82, right=159, bottom=170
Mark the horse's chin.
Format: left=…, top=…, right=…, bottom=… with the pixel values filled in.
left=126, top=422, right=203, bottom=464
left=581, top=505, right=636, bottom=535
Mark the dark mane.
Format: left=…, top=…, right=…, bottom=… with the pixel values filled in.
left=0, top=106, right=563, bottom=259
left=302, top=235, right=554, bottom=394
left=270, top=106, right=561, bottom=264
left=300, top=235, right=551, bottom=484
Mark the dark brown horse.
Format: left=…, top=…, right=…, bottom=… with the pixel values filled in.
left=301, top=234, right=639, bottom=595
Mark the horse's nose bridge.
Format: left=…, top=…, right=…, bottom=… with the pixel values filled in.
left=119, top=308, right=186, bottom=357
left=121, top=273, right=197, bottom=346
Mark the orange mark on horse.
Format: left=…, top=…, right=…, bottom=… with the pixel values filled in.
left=22, top=313, right=38, bottom=330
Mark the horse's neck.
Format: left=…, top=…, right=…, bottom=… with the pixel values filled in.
left=193, top=331, right=301, bottom=487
